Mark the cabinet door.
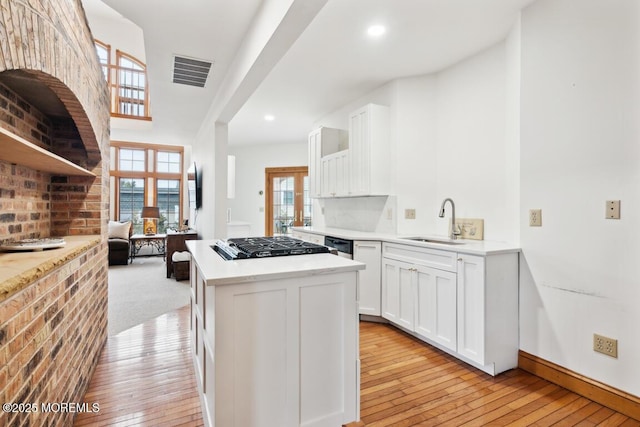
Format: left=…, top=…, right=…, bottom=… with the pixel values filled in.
left=348, top=104, right=390, bottom=196
left=348, top=107, right=368, bottom=195
left=457, top=254, right=486, bottom=364
left=381, top=257, right=414, bottom=330
left=414, top=265, right=457, bottom=352
left=354, top=241, right=381, bottom=316
left=321, top=151, right=349, bottom=197
left=308, top=129, right=322, bottom=198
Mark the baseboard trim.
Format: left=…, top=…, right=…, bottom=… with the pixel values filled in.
left=518, top=350, right=640, bottom=421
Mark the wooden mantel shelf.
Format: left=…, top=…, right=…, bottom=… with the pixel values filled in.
left=0, top=127, right=95, bottom=176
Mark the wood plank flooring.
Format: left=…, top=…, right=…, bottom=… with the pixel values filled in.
left=355, top=321, right=639, bottom=426
left=75, top=307, right=639, bottom=426
left=74, top=306, right=203, bottom=427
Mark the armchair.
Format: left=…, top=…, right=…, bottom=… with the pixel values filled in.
left=108, top=221, right=132, bottom=265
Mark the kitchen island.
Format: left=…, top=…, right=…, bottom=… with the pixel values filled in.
left=186, top=239, right=365, bottom=427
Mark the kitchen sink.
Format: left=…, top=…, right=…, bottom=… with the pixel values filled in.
left=401, top=237, right=465, bottom=245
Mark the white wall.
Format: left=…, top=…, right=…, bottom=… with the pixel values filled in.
left=312, top=40, right=516, bottom=241
left=519, top=0, right=640, bottom=396
left=433, top=42, right=514, bottom=242
left=228, top=142, right=308, bottom=236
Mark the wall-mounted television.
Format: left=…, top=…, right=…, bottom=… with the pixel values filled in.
left=187, top=162, right=202, bottom=210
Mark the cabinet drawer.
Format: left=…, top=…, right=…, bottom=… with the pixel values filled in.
left=382, top=243, right=457, bottom=272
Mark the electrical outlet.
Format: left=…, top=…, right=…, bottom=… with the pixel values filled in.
left=606, top=200, right=620, bottom=219
left=593, top=333, right=618, bottom=358
left=529, top=209, right=542, bottom=226
left=404, top=209, right=416, bottom=220
left=386, top=208, right=393, bottom=220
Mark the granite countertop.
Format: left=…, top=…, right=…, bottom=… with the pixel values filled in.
left=292, top=226, right=521, bottom=256
left=186, top=239, right=365, bottom=286
left=0, top=235, right=101, bottom=302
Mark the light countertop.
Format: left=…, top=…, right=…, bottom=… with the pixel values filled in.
left=186, top=239, right=365, bottom=286
left=0, top=235, right=101, bottom=302
left=292, top=226, right=520, bottom=256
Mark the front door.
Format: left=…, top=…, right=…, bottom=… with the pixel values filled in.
left=265, top=167, right=311, bottom=236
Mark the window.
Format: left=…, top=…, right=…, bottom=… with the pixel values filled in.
left=94, top=39, right=110, bottom=82
left=117, top=50, right=147, bottom=117
left=94, top=39, right=151, bottom=120
left=119, top=178, right=145, bottom=233
left=157, top=179, right=181, bottom=232
left=111, top=142, right=184, bottom=234
left=119, top=148, right=145, bottom=171
left=157, top=151, right=181, bottom=173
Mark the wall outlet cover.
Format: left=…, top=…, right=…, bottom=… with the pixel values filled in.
left=529, top=209, right=542, bottom=226
left=593, top=333, right=618, bottom=358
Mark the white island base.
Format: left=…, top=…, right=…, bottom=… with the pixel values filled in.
left=187, top=240, right=364, bottom=427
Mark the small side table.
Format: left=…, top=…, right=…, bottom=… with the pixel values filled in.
left=166, top=230, right=198, bottom=278
left=130, top=233, right=167, bottom=262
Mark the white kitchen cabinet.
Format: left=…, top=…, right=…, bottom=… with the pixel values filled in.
left=414, top=264, right=457, bottom=352
left=188, top=240, right=362, bottom=427
left=354, top=241, right=381, bottom=316
left=308, top=128, right=322, bottom=198
left=348, top=103, right=390, bottom=196
left=308, top=127, right=348, bottom=198
left=456, top=253, right=518, bottom=374
left=381, top=244, right=457, bottom=352
left=321, top=149, right=349, bottom=197
left=381, top=242, right=518, bottom=375
left=381, top=257, right=414, bottom=330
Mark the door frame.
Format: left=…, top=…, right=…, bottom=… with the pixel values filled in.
left=265, top=166, right=309, bottom=236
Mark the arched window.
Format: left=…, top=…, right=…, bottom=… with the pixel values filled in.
left=116, top=50, right=148, bottom=118
left=94, top=39, right=110, bottom=82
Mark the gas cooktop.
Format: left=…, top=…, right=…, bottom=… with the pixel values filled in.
left=213, top=236, right=330, bottom=260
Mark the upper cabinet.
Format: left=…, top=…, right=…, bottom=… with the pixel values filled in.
left=348, top=103, right=390, bottom=196
left=308, top=127, right=348, bottom=198
left=308, top=103, right=391, bottom=198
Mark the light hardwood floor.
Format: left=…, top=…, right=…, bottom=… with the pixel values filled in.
left=75, top=307, right=639, bottom=426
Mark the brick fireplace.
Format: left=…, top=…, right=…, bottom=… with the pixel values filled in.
left=0, top=0, right=111, bottom=425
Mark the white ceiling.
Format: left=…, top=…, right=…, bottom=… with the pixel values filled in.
left=84, top=0, right=536, bottom=147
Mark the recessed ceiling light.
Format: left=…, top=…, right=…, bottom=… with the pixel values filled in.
left=367, top=25, right=386, bottom=37
left=264, top=114, right=275, bottom=121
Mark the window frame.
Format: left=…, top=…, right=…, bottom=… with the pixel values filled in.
left=115, top=49, right=149, bottom=118
left=111, top=141, right=184, bottom=234
left=94, top=39, right=111, bottom=84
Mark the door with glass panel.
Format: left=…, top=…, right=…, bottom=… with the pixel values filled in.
left=265, top=167, right=311, bottom=236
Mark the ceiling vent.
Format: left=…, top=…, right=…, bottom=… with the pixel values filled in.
left=172, top=55, right=213, bottom=88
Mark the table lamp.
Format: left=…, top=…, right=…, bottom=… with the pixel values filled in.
left=141, top=206, right=160, bottom=235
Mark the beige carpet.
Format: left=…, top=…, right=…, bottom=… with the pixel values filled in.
left=108, top=257, right=190, bottom=336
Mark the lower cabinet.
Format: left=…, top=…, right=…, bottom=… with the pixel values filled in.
left=414, top=264, right=457, bottom=352
left=381, top=255, right=456, bottom=352
left=381, top=243, right=518, bottom=375
left=353, top=241, right=381, bottom=316
left=381, top=257, right=415, bottom=330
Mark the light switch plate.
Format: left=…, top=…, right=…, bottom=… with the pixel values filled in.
left=606, top=200, right=620, bottom=219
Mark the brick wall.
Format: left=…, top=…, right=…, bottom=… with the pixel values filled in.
left=0, top=243, right=107, bottom=426
left=0, top=0, right=112, bottom=423
left=0, top=161, right=51, bottom=243
left=0, top=82, right=54, bottom=244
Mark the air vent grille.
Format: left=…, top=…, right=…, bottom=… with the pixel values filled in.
left=172, top=56, right=213, bottom=88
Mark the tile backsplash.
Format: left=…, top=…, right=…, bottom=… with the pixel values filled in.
left=322, top=196, right=396, bottom=233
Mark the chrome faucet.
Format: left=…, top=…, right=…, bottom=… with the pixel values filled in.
left=439, top=198, right=461, bottom=240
